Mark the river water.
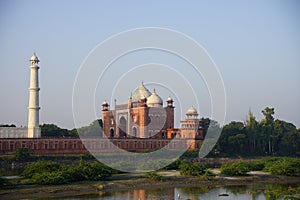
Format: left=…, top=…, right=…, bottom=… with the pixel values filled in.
left=58, top=183, right=300, bottom=200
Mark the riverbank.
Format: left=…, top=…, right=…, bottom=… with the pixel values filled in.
left=1, top=170, right=300, bottom=199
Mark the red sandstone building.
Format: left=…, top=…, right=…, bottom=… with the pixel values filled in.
left=0, top=83, right=204, bottom=155
left=101, top=83, right=204, bottom=148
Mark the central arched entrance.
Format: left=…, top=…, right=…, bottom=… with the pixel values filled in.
left=109, top=128, right=114, bottom=138
left=119, top=116, right=127, bottom=138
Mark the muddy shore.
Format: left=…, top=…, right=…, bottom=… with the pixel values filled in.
left=1, top=171, right=300, bottom=200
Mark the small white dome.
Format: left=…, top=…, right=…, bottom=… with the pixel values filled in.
left=186, top=106, right=198, bottom=115
left=167, top=97, right=173, bottom=101
left=147, top=91, right=163, bottom=107
left=102, top=101, right=108, bottom=106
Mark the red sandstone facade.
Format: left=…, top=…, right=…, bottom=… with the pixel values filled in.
left=0, top=138, right=202, bottom=155
left=101, top=83, right=203, bottom=141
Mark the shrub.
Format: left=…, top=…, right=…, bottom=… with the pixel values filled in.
left=263, top=158, right=300, bottom=176
left=29, top=171, right=69, bottom=185
left=179, top=161, right=207, bottom=176
left=14, top=148, right=31, bottom=161
left=60, top=164, right=84, bottom=182
left=21, top=160, right=113, bottom=184
left=21, top=160, right=60, bottom=178
left=79, top=161, right=112, bottom=181
left=181, top=150, right=199, bottom=158
left=145, top=171, right=163, bottom=181
left=247, top=160, right=265, bottom=171
left=220, top=161, right=249, bottom=176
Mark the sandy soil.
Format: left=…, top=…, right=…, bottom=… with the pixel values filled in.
left=1, top=170, right=300, bottom=200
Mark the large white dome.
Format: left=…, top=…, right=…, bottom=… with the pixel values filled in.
left=147, top=91, right=163, bottom=107
left=131, top=83, right=151, bottom=102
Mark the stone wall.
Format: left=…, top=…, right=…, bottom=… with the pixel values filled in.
left=0, top=138, right=202, bottom=155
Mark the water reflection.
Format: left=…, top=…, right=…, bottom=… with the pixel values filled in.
left=60, top=183, right=300, bottom=200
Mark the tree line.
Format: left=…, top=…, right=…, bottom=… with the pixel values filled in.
left=210, top=107, right=300, bottom=157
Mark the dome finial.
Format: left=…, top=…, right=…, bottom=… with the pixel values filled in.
left=30, top=53, right=39, bottom=64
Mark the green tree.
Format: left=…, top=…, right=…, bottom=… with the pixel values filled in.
left=68, top=128, right=79, bottom=137
left=228, top=133, right=247, bottom=154
left=245, top=110, right=260, bottom=154
left=279, top=129, right=300, bottom=156
left=76, top=119, right=103, bottom=138
left=200, top=117, right=210, bottom=137
left=216, top=121, right=246, bottom=155
left=261, top=107, right=275, bottom=154
left=40, top=124, right=70, bottom=137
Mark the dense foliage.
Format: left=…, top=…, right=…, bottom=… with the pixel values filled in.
left=14, top=148, right=31, bottom=161
left=220, top=161, right=250, bottom=176
left=263, top=157, right=300, bottom=176
left=220, top=158, right=300, bottom=176
left=40, top=124, right=74, bottom=137
left=211, top=107, right=300, bottom=157
left=21, top=160, right=112, bottom=185
left=22, top=160, right=60, bottom=178
left=40, top=119, right=102, bottom=138
left=76, top=119, right=103, bottom=138
left=179, top=161, right=207, bottom=176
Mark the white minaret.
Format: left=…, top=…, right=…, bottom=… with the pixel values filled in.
left=27, top=53, right=41, bottom=138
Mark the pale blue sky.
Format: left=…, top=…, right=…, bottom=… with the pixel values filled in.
left=0, top=0, right=299, bottom=128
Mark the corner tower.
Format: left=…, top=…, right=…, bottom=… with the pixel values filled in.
left=27, top=53, right=41, bottom=138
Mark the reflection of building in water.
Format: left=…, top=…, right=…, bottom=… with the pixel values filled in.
left=132, top=188, right=174, bottom=200
left=102, top=83, right=204, bottom=149
left=133, top=189, right=145, bottom=200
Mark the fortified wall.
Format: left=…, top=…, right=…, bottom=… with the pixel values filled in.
left=0, top=138, right=202, bottom=155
